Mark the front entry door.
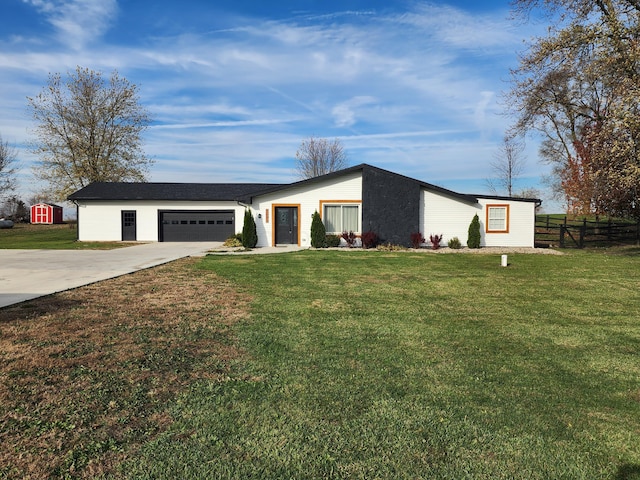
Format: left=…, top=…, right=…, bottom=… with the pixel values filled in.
left=275, top=207, right=298, bottom=245
left=121, top=210, right=137, bottom=241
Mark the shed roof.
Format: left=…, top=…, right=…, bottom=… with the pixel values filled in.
left=32, top=202, right=63, bottom=208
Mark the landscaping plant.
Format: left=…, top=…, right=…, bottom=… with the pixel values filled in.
left=341, top=230, right=357, bottom=247
left=223, top=233, right=243, bottom=247
left=448, top=236, right=462, bottom=249
left=310, top=211, right=327, bottom=248
left=325, top=234, right=341, bottom=247
left=410, top=232, right=425, bottom=248
left=429, top=234, right=443, bottom=250
left=241, top=209, right=257, bottom=248
left=467, top=213, right=481, bottom=248
left=360, top=230, right=379, bottom=249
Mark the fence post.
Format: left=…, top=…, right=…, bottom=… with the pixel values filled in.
left=560, top=225, right=566, bottom=248
left=580, top=219, right=586, bottom=248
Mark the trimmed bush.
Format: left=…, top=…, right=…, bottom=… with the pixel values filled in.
left=361, top=231, right=379, bottom=249
left=467, top=214, right=481, bottom=249
left=311, top=211, right=326, bottom=248
left=410, top=232, right=425, bottom=249
left=325, top=234, right=341, bottom=247
left=448, top=236, right=462, bottom=249
left=242, top=209, right=258, bottom=248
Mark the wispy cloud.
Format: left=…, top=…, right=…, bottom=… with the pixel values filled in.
left=0, top=1, right=557, bottom=206
left=332, top=96, right=378, bottom=127
left=22, top=0, right=118, bottom=49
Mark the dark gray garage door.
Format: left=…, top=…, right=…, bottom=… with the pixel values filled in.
left=159, top=210, right=235, bottom=242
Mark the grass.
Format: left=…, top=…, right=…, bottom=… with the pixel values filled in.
left=0, top=223, right=133, bottom=249
left=0, top=259, right=248, bottom=478
left=1, top=248, right=640, bottom=478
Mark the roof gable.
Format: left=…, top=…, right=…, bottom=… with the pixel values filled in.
left=243, top=163, right=477, bottom=204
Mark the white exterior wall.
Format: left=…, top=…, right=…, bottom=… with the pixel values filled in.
left=251, top=171, right=362, bottom=247
left=75, top=200, right=246, bottom=241
left=421, top=190, right=536, bottom=247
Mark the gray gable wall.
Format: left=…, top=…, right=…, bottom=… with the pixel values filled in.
left=361, top=166, right=422, bottom=246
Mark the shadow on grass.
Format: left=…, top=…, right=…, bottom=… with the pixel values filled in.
left=616, top=464, right=640, bottom=480
left=0, top=297, right=83, bottom=323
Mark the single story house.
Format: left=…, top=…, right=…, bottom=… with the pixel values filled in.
left=67, top=163, right=541, bottom=247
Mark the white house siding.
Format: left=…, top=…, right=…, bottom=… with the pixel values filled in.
left=75, top=200, right=245, bottom=242
left=421, top=190, right=536, bottom=247
left=477, top=198, right=536, bottom=247
left=251, top=171, right=362, bottom=247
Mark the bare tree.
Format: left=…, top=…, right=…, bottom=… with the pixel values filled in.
left=295, top=136, right=349, bottom=179
left=28, top=67, right=152, bottom=201
left=508, top=0, right=640, bottom=218
left=486, top=136, right=526, bottom=196
left=0, top=134, right=18, bottom=198
left=0, top=196, right=29, bottom=222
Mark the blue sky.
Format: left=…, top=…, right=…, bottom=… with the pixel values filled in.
left=0, top=0, right=556, bottom=209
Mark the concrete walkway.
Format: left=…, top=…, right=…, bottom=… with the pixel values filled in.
left=0, top=243, right=306, bottom=309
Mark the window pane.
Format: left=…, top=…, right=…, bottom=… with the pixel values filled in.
left=343, top=206, right=359, bottom=232
left=488, top=207, right=506, bottom=230
left=324, top=206, right=341, bottom=232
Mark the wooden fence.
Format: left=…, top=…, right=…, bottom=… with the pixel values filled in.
left=535, top=215, right=640, bottom=248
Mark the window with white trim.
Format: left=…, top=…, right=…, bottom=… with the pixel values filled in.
left=323, top=204, right=360, bottom=233
left=486, top=205, right=509, bottom=233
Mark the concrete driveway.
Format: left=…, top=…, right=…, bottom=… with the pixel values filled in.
left=0, top=242, right=222, bottom=308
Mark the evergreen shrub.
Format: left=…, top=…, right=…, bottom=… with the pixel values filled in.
left=242, top=209, right=258, bottom=248
left=311, top=211, right=326, bottom=248
left=325, top=234, right=341, bottom=247
left=467, top=214, right=481, bottom=249
left=448, top=237, right=462, bottom=249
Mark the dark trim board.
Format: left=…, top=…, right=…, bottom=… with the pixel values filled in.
left=158, top=210, right=235, bottom=242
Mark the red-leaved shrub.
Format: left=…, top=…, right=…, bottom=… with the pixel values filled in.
left=361, top=231, right=379, bottom=249
left=410, top=232, right=425, bottom=248
left=341, top=231, right=357, bottom=247
left=429, top=234, right=443, bottom=250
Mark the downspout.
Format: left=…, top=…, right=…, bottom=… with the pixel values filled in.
left=71, top=200, right=80, bottom=241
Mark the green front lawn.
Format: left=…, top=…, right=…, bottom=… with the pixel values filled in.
left=0, top=223, right=131, bottom=249
left=119, top=250, right=640, bottom=479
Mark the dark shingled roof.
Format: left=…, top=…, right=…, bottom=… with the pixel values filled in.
left=67, top=182, right=283, bottom=202
left=66, top=164, right=541, bottom=205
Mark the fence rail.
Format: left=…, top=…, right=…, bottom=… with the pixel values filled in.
left=535, top=215, right=640, bottom=248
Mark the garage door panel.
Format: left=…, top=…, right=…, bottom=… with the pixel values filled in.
left=160, top=210, right=235, bottom=242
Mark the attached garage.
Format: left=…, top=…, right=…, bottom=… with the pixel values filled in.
left=159, top=210, right=235, bottom=242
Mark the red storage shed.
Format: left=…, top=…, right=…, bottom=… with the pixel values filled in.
left=31, top=203, right=64, bottom=224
